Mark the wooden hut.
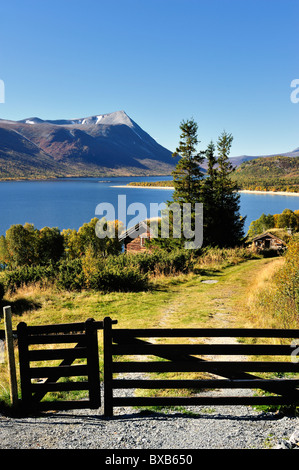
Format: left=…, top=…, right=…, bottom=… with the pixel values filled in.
left=119, top=220, right=154, bottom=253
left=251, top=232, right=286, bottom=252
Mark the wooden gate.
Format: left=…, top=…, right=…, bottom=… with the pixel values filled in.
left=103, top=317, right=299, bottom=416
left=17, top=318, right=103, bottom=411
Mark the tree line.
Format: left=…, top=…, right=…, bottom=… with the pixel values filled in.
left=247, top=208, right=299, bottom=238
left=0, top=219, right=123, bottom=269
left=151, top=118, right=245, bottom=250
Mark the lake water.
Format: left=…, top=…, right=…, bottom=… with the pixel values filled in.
left=0, top=176, right=298, bottom=236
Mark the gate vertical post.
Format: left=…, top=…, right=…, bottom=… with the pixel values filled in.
left=17, top=322, right=32, bottom=410
left=3, top=306, right=18, bottom=407
left=85, top=318, right=101, bottom=409
left=103, top=317, right=113, bottom=417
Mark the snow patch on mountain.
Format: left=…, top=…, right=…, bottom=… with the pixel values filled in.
left=69, top=111, right=134, bottom=128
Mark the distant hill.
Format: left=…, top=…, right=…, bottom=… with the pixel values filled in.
left=229, top=147, right=299, bottom=167
left=231, top=155, right=299, bottom=192
left=0, top=111, right=175, bottom=179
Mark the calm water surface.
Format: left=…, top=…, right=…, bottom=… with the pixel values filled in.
left=0, top=176, right=298, bottom=236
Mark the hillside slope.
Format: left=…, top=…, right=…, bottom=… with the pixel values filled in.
left=231, top=155, right=299, bottom=191
left=0, top=111, right=175, bottom=179
left=229, top=148, right=299, bottom=167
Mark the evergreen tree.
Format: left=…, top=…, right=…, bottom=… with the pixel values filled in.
left=171, top=119, right=205, bottom=205
left=202, top=141, right=217, bottom=245
left=210, top=131, right=245, bottom=247
left=160, top=118, right=206, bottom=249
left=150, top=122, right=245, bottom=249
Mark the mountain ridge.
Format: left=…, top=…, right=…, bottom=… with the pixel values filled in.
left=0, top=111, right=176, bottom=179
left=0, top=110, right=298, bottom=179
left=229, top=147, right=299, bottom=167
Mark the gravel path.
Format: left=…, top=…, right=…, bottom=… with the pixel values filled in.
left=0, top=382, right=298, bottom=450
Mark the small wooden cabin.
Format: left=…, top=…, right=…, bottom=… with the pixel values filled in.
left=119, top=221, right=154, bottom=253
left=251, top=232, right=286, bottom=252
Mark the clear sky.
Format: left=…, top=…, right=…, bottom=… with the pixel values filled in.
left=0, top=0, right=298, bottom=157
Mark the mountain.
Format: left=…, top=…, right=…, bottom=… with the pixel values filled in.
left=229, top=147, right=299, bottom=167
left=0, top=111, right=175, bottom=179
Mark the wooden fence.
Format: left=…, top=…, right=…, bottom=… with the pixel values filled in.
left=103, top=317, right=299, bottom=417
left=17, top=318, right=103, bottom=411
left=3, top=314, right=299, bottom=415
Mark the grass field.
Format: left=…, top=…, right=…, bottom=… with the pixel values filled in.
left=0, top=255, right=287, bottom=410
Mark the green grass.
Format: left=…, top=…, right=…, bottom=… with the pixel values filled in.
left=0, top=256, right=295, bottom=412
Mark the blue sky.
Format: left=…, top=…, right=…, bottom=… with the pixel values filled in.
left=0, top=0, right=298, bottom=157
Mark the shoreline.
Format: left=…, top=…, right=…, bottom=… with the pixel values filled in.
left=239, top=189, right=299, bottom=197
left=110, top=185, right=174, bottom=189
left=111, top=185, right=299, bottom=196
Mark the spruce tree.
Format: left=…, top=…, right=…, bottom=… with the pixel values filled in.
left=171, top=119, right=205, bottom=205
left=169, top=119, right=205, bottom=248
left=151, top=122, right=245, bottom=249
left=210, top=131, right=245, bottom=247
left=150, top=119, right=205, bottom=250
left=201, top=140, right=218, bottom=246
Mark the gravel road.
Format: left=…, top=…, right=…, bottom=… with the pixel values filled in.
left=0, top=383, right=298, bottom=450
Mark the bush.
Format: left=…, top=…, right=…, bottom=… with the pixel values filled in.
left=96, top=265, right=149, bottom=292
left=247, top=238, right=299, bottom=329
left=273, top=239, right=299, bottom=324
left=193, top=246, right=257, bottom=271
left=104, top=249, right=195, bottom=276
left=56, top=259, right=84, bottom=291
left=56, top=258, right=149, bottom=292
left=3, top=264, right=56, bottom=292
left=0, top=245, right=258, bottom=294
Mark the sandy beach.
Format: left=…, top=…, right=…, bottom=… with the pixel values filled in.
left=110, top=185, right=174, bottom=189
left=239, top=189, right=299, bottom=197
left=111, top=185, right=299, bottom=196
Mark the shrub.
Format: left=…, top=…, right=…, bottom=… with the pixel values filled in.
left=96, top=265, right=149, bottom=292
left=193, top=246, right=257, bottom=271
left=273, top=239, right=299, bottom=324
left=105, top=249, right=195, bottom=276
left=247, top=238, right=299, bottom=329
left=56, top=259, right=84, bottom=291
left=3, top=264, right=56, bottom=292
left=56, top=257, right=149, bottom=292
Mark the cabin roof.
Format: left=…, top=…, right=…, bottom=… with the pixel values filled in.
left=119, top=220, right=153, bottom=242
left=251, top=231, right=286, bottom=244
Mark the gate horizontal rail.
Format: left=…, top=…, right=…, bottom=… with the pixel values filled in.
left=112, top=361, right=299, bottom=373
left=111, top=327, right=299, bottom=338
left=103, top=317, right=299, bottom=417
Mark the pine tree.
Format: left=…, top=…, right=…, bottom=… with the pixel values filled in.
left=210, top=131, right=245, bottom=247
left=201, top=140, right=217, bottom=246
left=149, top=119, right=205, bottom=250
left=171, top=119, right=205, bottom=205
left=151, top=122, right=245, bottom=249
left=167, top=119, right=205, bottom=248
